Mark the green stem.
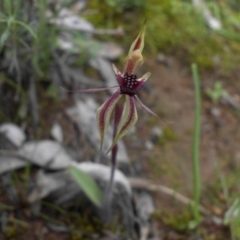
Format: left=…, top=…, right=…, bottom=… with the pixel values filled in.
left=106, top=104, right=121, bottom=203
left=191, top=63, right=201, bottom=223
left=0, top=202, right=15, bottom=211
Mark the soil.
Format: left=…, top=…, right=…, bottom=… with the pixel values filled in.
left=1, top=56, right=240, bottom=239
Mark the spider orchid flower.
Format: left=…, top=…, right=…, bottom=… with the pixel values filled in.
left=65, top=22, right=160, bottom=152
left=65, top=22, right=164, bottom=203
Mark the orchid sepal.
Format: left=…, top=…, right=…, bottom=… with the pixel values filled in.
left=107, top=95, right=138, bottom=153
left=62, top=86, right=119, bottom=93
left=134, top=95, right=169, bottom=124
left=138, top=72, right=151, bottom=82
left=128, top=21, right=146, bottom=55
left=96, top=90, right=123, bottom=149
left=123, top=21, right=146, bottom=74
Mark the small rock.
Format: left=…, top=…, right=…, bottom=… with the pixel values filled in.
left=145, top=140, right=154, bottom=150
left=0, top=156, right=26, bottom=175
left=19, top=140, right=74, bottom=170
left=151, top=126, right=163, bottom=143
left=136, top=192, right=155, bottom=223
left=0, top=123, right=26, bottom=148
left=156, top=53, right=173, bottom=67
left=51, top=122, right=63, bottom=143
left=210, top=107, right=221, bottom=118
left=211, top=215, right=222, bottom=225
left=48, top=8, right=94, bottom=33
left=202, top=123, right=213, bottom=132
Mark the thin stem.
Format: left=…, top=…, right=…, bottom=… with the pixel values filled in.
left=108, top=104, right=123, bottom=197
left=191, top=63, right=201, bottom=224
left=107, top=144, right=118, bottom=202
left=105, top=103, right=123, bottom=203
left=103, top=104, right=123, bottom=221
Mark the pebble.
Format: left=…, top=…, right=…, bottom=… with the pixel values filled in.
left=145, top=140, right=154, bottom=150
left=156, top=53, right=174, bottom=67
left=0, top=123, right=26, bottom=148
left=51, top=122, right=63, bottom=143
left=210, top=107, right=221, bottom=118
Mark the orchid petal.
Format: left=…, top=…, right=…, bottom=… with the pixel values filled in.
left=112, top=64, right=124, bottom=86
left=96, top=90, right=123, bottom=149
left=124, top=49, right=144, bottom=74
left=107, top=95, right=138, bottom=153
left=138, top=72, right=151, bottom=82
left=62, top=86, right=119, bottom=93
left=112, top=64, right=121, bottom=76
left=134, top=95, right=169, bottom=123
left=131, top=72, right=151, bottom=93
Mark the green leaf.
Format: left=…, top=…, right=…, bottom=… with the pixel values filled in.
left=4, top=0, right=12, bottom=16
left=188, top=219, right=199, bottom=229
left=46, top=84, right=58, bottom=100
left=0, top=29, right=10, bottom=51
left=7, top=16, right=14, bottom=28
left=15, top=21, right=37, bottom=39
left=68, top=166, right=103, bottom=206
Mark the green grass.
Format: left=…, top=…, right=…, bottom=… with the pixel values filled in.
left=0, top=0, right=57, bottom=76
left=87, top=0, right=240, bottom=74
left=190, top=64, right=201, bottom=228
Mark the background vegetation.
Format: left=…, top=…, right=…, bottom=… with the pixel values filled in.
left=1, top=0, right=240, bottom=239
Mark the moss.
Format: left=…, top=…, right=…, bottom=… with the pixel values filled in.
left=41, top=198, right=127, bottom=238
left=158, top=126, right=177, bottom=147
left=151, top=208, right=193, bottom=231
left=4, top=226, right=18, bottom=240
left=64, top=209, right=125, bottom=239
left=4, top=222, right=28, bottom=240
left=147, top=157, right=167, bottom=178
left=71, top=232, right=83, bottom=240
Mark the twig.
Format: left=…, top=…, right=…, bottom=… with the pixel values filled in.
left=0, top=202, right=15, bottom=211
left=92, top=27, right=124, bottom=36
left=0, top=217, right=29, bottom=228
left=128, top=177, right=210, bottom=216
left=28, top=76, right=39, bottom=126
left=223, top=94, right=240, bottom=110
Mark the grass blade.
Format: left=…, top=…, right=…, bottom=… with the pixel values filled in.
left=15, top=21, right=37, bottom=39
left=0, top=29, right=9, bottom=50
left=191, top=63, right=201, bottom=225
